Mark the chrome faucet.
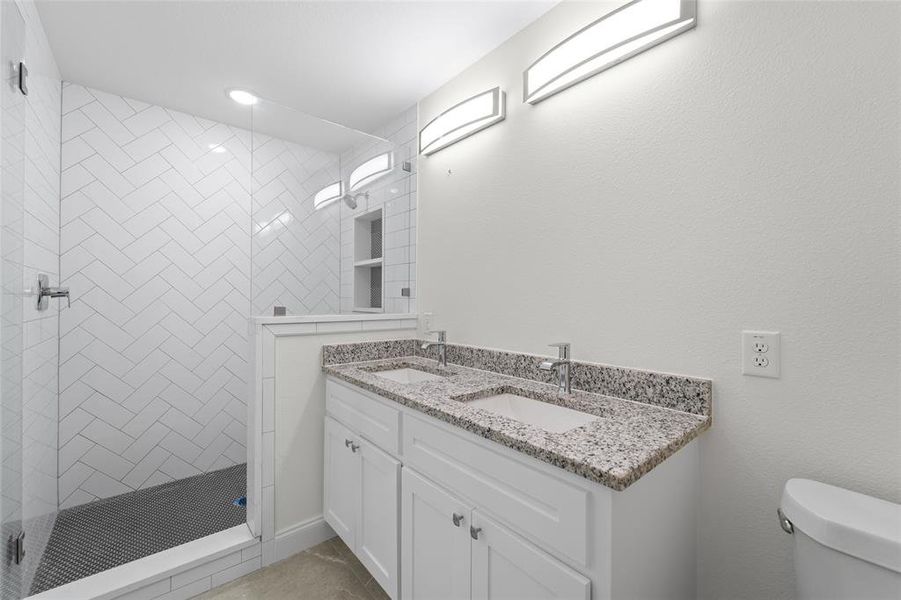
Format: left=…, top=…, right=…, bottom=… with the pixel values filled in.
left=421, top=330, right=447, bottom=367
left=539, top=342, right=571, bottom=394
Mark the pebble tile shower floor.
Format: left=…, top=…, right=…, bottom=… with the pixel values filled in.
left=30, top=463, right=247, bottom=595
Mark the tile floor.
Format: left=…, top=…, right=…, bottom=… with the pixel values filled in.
left=31, top=464, right=246, bottom=595
left=195, top=537, right=389, bottom=600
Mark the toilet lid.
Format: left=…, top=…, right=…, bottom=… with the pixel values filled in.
left=781, top=478, right=901, bottom=573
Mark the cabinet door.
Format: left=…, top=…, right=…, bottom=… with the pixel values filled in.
left=324, top=416, right=360, bottom=548
left=471, top=511, right=590, bottom=600
left=402, top=469, right=471, bottom=600
left=358, top=440, right=401, bottom=599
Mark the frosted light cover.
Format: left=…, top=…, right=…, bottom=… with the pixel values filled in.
left=419, top=87, right=506, bottom=155
left=524, top=0, right=696, bottom=103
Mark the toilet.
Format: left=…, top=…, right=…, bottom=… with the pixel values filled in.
left=780, top=478, right=901, bottom=599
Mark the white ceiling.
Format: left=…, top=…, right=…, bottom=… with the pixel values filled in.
left=36, top=0, right=557, bottom=150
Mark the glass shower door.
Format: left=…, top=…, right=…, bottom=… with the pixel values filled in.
left=0, top=2, right=27, bottom=598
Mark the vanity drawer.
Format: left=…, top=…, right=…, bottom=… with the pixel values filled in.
left=327, top=379, right=400, bottom=455
left=402, top=414, right=589, bottom=566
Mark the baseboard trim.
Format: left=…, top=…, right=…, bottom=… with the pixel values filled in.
left=274, top=517, right=335, bottom=562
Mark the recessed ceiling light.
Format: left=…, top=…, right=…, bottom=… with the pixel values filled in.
left=227, top=88, right=258, bottom=106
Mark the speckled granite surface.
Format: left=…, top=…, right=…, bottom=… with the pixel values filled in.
left=323, top=339, right=711, bottom=416
left=322, top=343, right=712, bottom=491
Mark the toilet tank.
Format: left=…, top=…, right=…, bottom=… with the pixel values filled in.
left=780, top=479, right=901, bottom=600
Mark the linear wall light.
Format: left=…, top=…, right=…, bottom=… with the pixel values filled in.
left=313, top=181, right=343, bottom=210
left=419, top=87, right=506, bottom=155
left=349, top=152, right=394, bottom=191
left=524, top=0, right=696, bottom=104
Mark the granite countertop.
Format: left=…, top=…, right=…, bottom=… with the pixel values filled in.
left=323, top=354, right=710, bottom=491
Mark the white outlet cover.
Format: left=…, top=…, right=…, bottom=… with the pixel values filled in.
left=742, top=331, right=781, bottom=378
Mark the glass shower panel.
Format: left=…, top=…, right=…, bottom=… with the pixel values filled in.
left=250, top=100, right=401, bottom=316
left=1, top=3, right=26, bottom=598
left=338, top=110, right=416, bottom=315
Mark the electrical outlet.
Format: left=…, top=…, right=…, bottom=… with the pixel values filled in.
left=742, top=331, right=780, bottom=378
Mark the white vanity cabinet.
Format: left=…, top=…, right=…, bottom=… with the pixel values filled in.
left=470, top=511, right=590, bottom=600
left=402, top=468, right=589, bottom=600
left=401, top=469, right=472, bottom=600
left=325, top=377, right=700, bottom=600
left=323, top=386, right=402, bottom=599
left=323, top=416, right=361, bottom=547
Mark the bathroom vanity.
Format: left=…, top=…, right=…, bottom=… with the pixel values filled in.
left=320, top=340, right=711, bottom=600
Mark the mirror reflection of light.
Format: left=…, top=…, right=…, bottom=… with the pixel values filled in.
left=227, top=88, right=258, bottom=105
left=313, top=181, right=344, bottom=210
left=524, top=0, right=695, bottom=104
left=349, top=152, right=394, bottom=191
left=208, top=143, right=227, bottom=154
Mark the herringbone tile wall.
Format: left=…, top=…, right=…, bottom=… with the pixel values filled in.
left=339, top=106, right=417, bottom=314
left=58, top=84, right=255, bottom=508
left=56, top=84, right=414, bottom=508
left=250, top=133, right=340, bottom=315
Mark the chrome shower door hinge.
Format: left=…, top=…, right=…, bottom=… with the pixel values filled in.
left=9, top=530, right=25, bottom=565
left=18, top=62, right=27, bottom=96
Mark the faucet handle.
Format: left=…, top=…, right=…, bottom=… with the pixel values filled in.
left=548, top=342, right=570, bottom=360
left=427, top=330, right=446, bottom=342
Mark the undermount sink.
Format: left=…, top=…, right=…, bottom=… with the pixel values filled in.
left=461, top=391, right=600, bottom=434
left=373, top=367, right=446, bottom=384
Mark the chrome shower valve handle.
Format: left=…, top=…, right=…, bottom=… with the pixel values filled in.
left=36, top=274, right=70, bottom=311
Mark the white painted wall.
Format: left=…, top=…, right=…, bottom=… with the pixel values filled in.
left=417, top=2, right=901, bottom=598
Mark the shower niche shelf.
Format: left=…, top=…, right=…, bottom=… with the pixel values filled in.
left=353, top=208, right=383, bottom=312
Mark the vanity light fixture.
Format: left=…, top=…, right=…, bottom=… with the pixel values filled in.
left=227, top=88, right=258, bottom=105
left=313, top=181, right=344, bottom=210
left=349, top=151, right=394, bottom=191
left=419, top=87, right=506, bottom=155
left=523, top=0, right=696, bottom=104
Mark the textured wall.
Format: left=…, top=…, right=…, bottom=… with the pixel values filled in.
left=58, top=84, right=252, bottom=507
left=417, top=2, right=901, bottom=599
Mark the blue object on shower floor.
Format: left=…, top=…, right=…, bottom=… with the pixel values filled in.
left=233, top=496, right=246, bottom=507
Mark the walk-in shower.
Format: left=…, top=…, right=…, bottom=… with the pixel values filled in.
left=0, top=19, right=413, bottom=591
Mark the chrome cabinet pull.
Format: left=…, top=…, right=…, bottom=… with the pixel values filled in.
left=452, top=513, right=464, bottom=527
left=470, top=526, right=481, bottom=540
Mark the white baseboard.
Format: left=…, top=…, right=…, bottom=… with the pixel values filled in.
left=273, top=516, right=335, bottom=563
